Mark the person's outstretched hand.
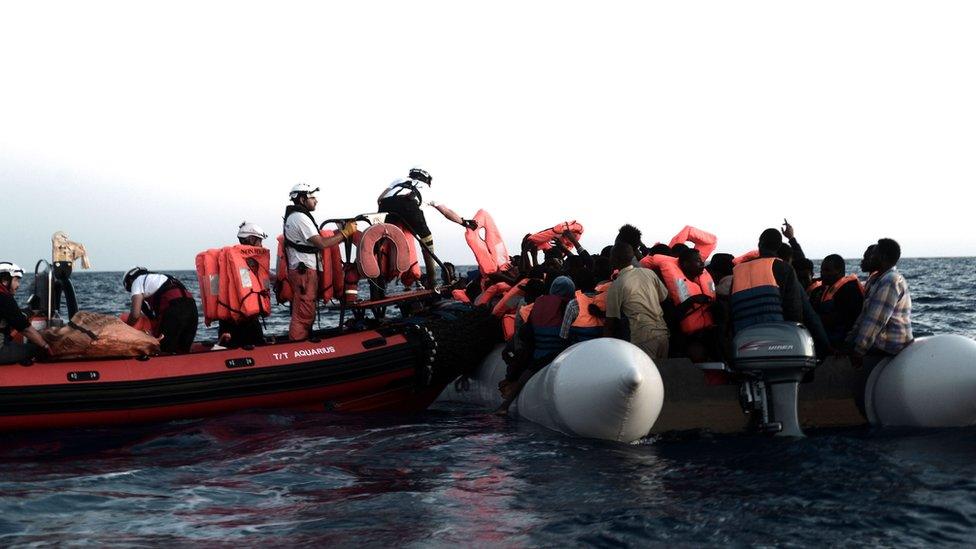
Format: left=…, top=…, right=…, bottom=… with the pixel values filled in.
left=782, top=221, right=795, bottom=240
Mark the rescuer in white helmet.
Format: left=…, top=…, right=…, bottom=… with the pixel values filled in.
left=0, top=262, right=52, bottom=363
left=217, top=221, right=270, bottom=347
left=377, top=168, right=475, bottom=289
left=282, top=184, right=357, bottom=340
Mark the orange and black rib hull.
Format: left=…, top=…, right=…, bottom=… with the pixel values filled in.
left=0, top=326, right=441, bottom=432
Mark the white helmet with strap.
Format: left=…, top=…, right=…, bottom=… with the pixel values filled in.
left=408, top=168, right=432, bottom=185
left=289, top=183, right=319, bottom=200
left=0, top=262, right=24, bottom=279
left=122, top=267, right=150, bottom=292
left=237, top=221, right=268, bottom=240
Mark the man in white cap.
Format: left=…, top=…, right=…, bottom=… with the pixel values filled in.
left=0, top=262, right=52, bottom=363
left=237, top=221, right=267, bottom=247
left=283, top=184, right=357, bottom=340
left=218, top=222, right=270, bottom=347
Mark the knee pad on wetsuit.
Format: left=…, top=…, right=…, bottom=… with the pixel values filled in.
left=421, top=235, right=435, bottom=252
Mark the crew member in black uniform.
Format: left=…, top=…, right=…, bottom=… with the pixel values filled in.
left=377, top=168, right=476, bottom=288
left=0, top=262, right=51, bottom=364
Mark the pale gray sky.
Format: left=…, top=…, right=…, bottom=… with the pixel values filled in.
left=2, top=1, right=974, bottom=271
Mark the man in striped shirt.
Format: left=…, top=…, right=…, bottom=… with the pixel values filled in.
left=847, top=238, right=913, bottom=369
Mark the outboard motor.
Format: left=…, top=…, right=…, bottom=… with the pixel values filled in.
left=730, top=322, right=817, bottom=437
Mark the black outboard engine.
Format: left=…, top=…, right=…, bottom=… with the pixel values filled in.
left=730, top=322, right=817, bottom=437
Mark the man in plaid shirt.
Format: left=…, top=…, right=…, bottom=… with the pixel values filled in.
left=847, top=238, right=913, bottom=369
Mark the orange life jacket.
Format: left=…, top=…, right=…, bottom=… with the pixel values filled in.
left=196, top=245, right=272, bottom=325
left=320, top=229, right=347, bottom=302
left=225, top=245, right=272, bottom=322
left=807, top=279, right=823, bottom=294
left=274, top=235, right=292, bottom=304
left=650, top=254, right=716, bottom=334
left=668, top=225, right=717, bottom=260
left=491, top=279, right=529, bottom=318
left=120, top=312, right=159, bottom=334
left=526, top=221, right=584, bottom=251
left=572, top=292, right=603, bottom=327
left=502, top=302, right=535, bottom=341
left=452, top=289, right=471, bottom=303
left=474, top=281, right=511, bottom=308
left=591, top=281, right=611, bottom=313
left=733, top=249, right=761, bottom=266
left=465, top=209, right=510, bottom=276
left=568, top=291, right=604, bottom=342
left=274, top=230, right=347, bottom=304
left=821, top=274, right=863, bottom=303
left=730, top=257, right=783, bottom=331
left=195, top=248, right=221, bottom=326
left=502, top=313, right=516, bottom=340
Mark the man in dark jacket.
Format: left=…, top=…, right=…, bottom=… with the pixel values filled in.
left=730, top=228, right=805, bottom=332
left=0, top=262, right=51, bottom=364
left=813, top=254, right=864, bottom=347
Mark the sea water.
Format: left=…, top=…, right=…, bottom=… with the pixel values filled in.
left=2, top=258, right=976, bottom=545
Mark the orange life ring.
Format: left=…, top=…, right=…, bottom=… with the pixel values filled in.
left=357, top=223, right=412, bottom=280
left=196, top=245, right=272, bottom=325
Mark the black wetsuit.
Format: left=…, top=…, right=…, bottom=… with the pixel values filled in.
left=377, top=182, right=432, bottom=239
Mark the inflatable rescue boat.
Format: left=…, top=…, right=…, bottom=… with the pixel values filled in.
left=2, top=215, right=501, bottom=432
left=0, top=305, right=498, bottom=432
left=438, top=323, right=976, bottom=443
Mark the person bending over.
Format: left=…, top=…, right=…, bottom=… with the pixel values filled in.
left=123, top=267, right=197, bottom=354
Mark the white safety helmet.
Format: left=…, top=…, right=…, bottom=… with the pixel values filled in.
left=289, top=183, right=320, bottom=200
left=122, top=267, right=150, bottom=292
left=0, top=262, right=24, bottom=279
left=408, top=168, right=432, bottom=185
left=237, top=221, right=268, bottom=240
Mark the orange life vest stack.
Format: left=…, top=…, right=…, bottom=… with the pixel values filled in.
left=274, top=230, right=346, bottom=305
left=195, top=245, right=273, bottom=326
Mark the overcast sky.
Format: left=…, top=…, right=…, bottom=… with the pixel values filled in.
left=2, top=1, right=974, bottom=272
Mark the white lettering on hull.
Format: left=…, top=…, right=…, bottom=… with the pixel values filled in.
left=274, top=346, right=337, bottom=361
